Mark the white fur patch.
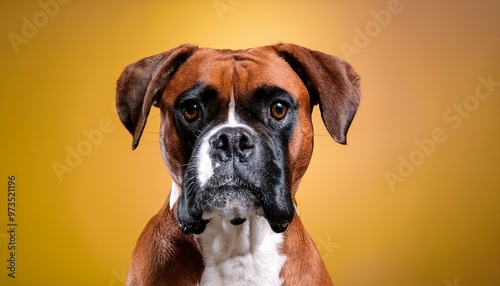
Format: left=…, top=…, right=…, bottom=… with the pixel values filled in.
left=197, top=132, right=215, bottom=186
left=197, top=212, right=285, bottom=286
left=169, top=182, right=181, bottom=209
left=227, top=87, right=237, bottom=125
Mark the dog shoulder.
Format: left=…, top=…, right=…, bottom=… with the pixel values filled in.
left=281, top=215, right=334, bottom=286
left=127, top=207, right=204, bottom=286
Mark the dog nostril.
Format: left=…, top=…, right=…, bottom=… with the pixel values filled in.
left=210, top=134, right=229, bottom=150
left=239, top=135, right=255, bottom=151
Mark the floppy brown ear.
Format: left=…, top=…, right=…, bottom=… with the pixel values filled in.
left=116, top=44, right=198, bottom=149
left=273, top=43, right=361, bottom=144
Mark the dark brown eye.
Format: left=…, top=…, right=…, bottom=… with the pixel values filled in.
left=182, top=102, right=200, bottom=122
left=270, top=101, right=288, bottom=120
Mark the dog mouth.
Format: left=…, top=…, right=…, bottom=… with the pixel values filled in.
left=177, top=175, right=266, bottom=234
left=203, top=174, right=261, bottom=220
left=203, top=185, right=261, bottom=225
left=177, top=173, right=294, bottom=234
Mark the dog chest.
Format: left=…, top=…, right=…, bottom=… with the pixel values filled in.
left=196, top=214, right=285, bottom=286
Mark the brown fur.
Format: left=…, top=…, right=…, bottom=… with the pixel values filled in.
left=281, top=214, right=334, bottom=286
left=116, top=43, right=360, bottom=285
left=127, top=200, right=203, bottom=285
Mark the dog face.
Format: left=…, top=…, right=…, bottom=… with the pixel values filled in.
left=164, top=48, right=314, bottom=234
left=116, top=44, right=360, bottom=235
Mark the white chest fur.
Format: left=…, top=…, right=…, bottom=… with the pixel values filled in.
left=196, top=213, right=285, bottom=286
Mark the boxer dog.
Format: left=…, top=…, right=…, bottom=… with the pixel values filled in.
left=116, top=43, right=360, bottom=286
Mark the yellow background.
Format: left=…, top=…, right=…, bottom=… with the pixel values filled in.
left=1, top=0, right=499, bottom=285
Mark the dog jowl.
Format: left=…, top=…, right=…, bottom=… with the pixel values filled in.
left=116, top=43, right=360, bottom=286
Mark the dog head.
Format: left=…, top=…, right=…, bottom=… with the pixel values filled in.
left=116, top=43, right=360, bottom=234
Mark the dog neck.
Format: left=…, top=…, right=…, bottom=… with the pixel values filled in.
left=196, top=211, right=286, bottom=286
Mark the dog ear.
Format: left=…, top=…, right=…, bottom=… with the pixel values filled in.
left=273, top=43, right=361, bottom=144
left=116, top=44, right=198, bottom=149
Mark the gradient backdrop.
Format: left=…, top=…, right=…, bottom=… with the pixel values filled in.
left=1, top=1, right=499, bottom=285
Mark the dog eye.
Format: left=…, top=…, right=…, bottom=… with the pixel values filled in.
left=270, top=101, right=288, bottom=120
left=182, top=102, right=201, bottom=122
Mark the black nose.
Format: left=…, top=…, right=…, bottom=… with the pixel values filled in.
left=209, top=127, right=255, bottom=163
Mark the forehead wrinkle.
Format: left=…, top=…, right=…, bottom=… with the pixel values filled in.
left=238, top=53, right=308, bottom=103
left=232, top=57, right=257, bottom=96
